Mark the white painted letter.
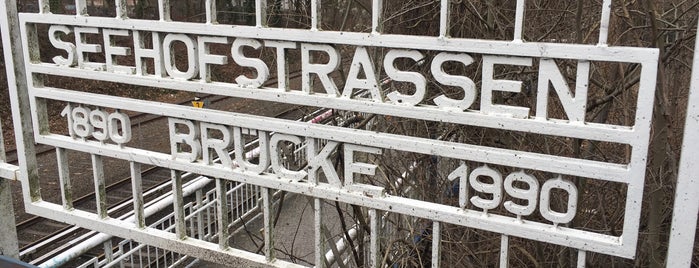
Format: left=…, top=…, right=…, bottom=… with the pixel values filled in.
left=232, top=38, right=270, bottom=87
left=74, top=27, right=105, bottom=71
left=342, top=47, right=382, bottom=101
left=344, top=144, right=381, bottom=185
left=306, top=139, right=340, bottom=186
left=133, top=31, right=166, bottom=77
left=200, top=122, right=233, bottom=168
left=536, top=59, right=589, bottom=122
left=233, top=128, right=271, bottom=174
left=385, top=49, right=427, bottom=106
left=198, top=36, right=228, bottom=82
left=301, top=43, right=341, bottom=96
left=432, top=52, right=477, bottom=110
left=265, top=40, right=297, bottom=90
left=103, top=29, right=135, bottom=74
left=168, top=118, right=202, bottom=162
left=163, top=33, right=198, bottom=80
left=270, top=133, right=307, bottom=181
left=48, top=25, right=77, bottom=66
left=481, top=56, right=532, bottom=118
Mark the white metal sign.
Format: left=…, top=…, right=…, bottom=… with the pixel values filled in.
left=3, top=0, right=662, bottom=266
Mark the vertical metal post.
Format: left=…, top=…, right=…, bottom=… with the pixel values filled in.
left=158, top=0, right=171, bottom=21
left=0, top=179, right=18, bottom=258
left=431, top=221, right=441, bottom=268
left=262, top=187, right=274, bottom=261
left=195, top=189, right=204, bottom=239
left=311, top=0, right=320, bottom=31
left=38, top=0, right=49, bottom=13
left=439, top=0, right=450, bottom=38
left=216, top=178, right=229, bottom=249
left=57, top=148, right=73, bottom=210
left=205, top=0, right=217, bottom=24
left=598, top=0, right=611, bottom=45
left=513, top=0, right=525, bottom=41
left=92, top=154, right=107, bottom=219
left=0, top=0, right=37, bottom=258
left=577, top=250, right=587, bottom=268
left=666, top=18, right=699, bottom=268
left=369, top=209, right=380, bottom=268
left=1, top=0, right=40, bottom=207
left=103, top=240, right=114, bottom=263
left=371, top=0, right=383, bottom=34
left=314, top=198, right=325, bottom=267
left=130, top=162, right=145, bottom=228
left=0, top=117, right=16, bottom=257
left=0, top=122, right=5, bottom=162
left=172, top=170, right=186, bottom=239
left=116, top=0, right=127, bottom=18
left=255, top=0, right=266, bottom=27
left=499, top=235, right=509, bottom=268
left=75, top=0, right=87, bottom=15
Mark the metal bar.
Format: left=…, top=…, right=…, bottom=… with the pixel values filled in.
left=2, top=0, right=40, bottom=208
left=34, top=88, right=632, bottom=182
left=172, top=170, right=186, bottom=239
left=598, top=0, right=612, bottom=45
left=499, top=235, right=509, bottom=268
left=75, top=0, right=87, bottom=16
left=666, top=18, right=699, bottom=268
left=314, top=198, right=324, bottom=268
left=311, top=0, right=320, bottom=30
left=38, top=0, right=49, bottom=13
left=57, top=148, right=73, bottom=210
left=513, top=0, right=525, bottom=41
left=0, top=122, right=5, bottom=162
left=19, top=14, right=659, bottom=62
left=37, top=135, right=636, bottom=257
left=369, top=209, right=380, bottom=268
left=33, top=200, right=302, bottom=267
left=255, top=0, right=266, bottom=27
left=262, top=187, right=274, bottom=261
left=0, top=163, right=18, bottom=180
left=577, top=250, right=586, bottom=268
left=196, top=189, right=204, bottom=239
left=103, top=240, right=113, bottom=263
left=39, top=177, right=212, bottom=267
left=216, top=178, right=229, bottom=249
left=324, top=226, right=358, bottom=266
left=431, top=221, right=441, bottom=268
left=130, top=162, right=145, bottom=228
left=29, top=65, right=640, bottom=145
left=372, top=0, right=383, bottom=34
left=439, top=0, right=449, bottom=38
left=0, top=179, right=18, bottom=258
left=92, top=154, right=108, bottom=219
left=158, top=0, right=170, bottom=21
left=116, top=0, right=127, bottom=19
left=205, top=0, right=216, bottom=24
left=195, top=189, right=206, bottom=240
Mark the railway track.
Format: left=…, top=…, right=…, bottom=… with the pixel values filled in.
left=12, top=66, right=358, bottom=265
left=15, top=103, right=305, bottom=264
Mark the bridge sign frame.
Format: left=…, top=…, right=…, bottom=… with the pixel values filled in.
left=2, top=0, right=696, bottom=267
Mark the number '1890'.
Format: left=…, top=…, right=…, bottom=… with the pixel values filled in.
left=61, top=104, right=132, bottom=145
